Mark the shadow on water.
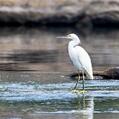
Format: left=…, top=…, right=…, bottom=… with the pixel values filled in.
left=4, top=50, right=59, bottom=63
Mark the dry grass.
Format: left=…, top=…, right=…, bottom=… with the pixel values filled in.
left=0, top=0, right=76, bottom=8
left=0, top=0, right=15, bottom=6
left=26, top=0, right=72, bottom=8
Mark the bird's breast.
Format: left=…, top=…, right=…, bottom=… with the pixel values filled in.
left=68, top=44, right=82, bottom=69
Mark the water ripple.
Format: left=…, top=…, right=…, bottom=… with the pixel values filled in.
left=0, top=80, right=118, bottom=102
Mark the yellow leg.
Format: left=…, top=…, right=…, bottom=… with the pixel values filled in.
left=72, top=71, right=87, bottom=94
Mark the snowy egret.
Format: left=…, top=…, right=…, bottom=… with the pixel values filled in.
left=57, top=33, right=93, bottom=91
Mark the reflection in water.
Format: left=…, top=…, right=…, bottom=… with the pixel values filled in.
left=7, top=50, right=59, bottom=63
left=0, top=27, right=118, bottom=71
left=0, top=80, right=94, bottom=119
left=0, top=97, right=94, bottom=119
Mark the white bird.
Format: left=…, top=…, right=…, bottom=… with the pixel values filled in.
left=57, top=33, right=93, bottom=90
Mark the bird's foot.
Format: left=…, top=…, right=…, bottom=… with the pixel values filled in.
left=79, top=90, right=87, bottom=94
left=72, top=89, right=87, bottom=94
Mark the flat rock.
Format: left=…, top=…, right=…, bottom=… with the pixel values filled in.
left=70, top=67, right=119, bottom=79
left=102, top=67, right=119, bottom=79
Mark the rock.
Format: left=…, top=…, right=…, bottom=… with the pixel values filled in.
left=70, top=67, right=119, bottom=80
left=0, top=0, right=118, bottom=26
left=102, top=67, right=119, bottom=79
left=94, top=67, right=119, bottom=79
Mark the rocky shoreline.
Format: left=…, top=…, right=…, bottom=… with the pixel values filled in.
left=0, top=0, right=118, bottom=26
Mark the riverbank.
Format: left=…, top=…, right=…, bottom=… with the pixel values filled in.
left=0, top=0, right=119, bottom=27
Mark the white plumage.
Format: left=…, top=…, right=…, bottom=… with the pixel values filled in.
left=57, top=33, right=93, bottom=90
left=68, top=34, right=93, bottom=80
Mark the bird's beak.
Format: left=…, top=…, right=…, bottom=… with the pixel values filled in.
left=56, top=36, right=69, bottom=39
left=56, top=36, right=67, bottom=39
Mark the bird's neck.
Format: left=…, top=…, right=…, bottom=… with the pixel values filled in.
left=69, top=40, right=80, bottom=48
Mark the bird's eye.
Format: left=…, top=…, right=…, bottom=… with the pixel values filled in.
left=67, top=34, right=71, bottom=37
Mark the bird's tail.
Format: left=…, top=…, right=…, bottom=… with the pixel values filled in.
left=86, top=71, right=94, bottom=79
left=88, top=74, right=94, bottom=80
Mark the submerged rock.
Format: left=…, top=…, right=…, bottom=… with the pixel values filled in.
left=0, top=0, right=118, bottom=26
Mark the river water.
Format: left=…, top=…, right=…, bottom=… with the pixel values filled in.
left=0, top=27, right=119, bottom=119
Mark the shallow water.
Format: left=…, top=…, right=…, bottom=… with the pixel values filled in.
left=0, top=27, right=119, bottom=119
left=0, top=72, right=118, bottom=119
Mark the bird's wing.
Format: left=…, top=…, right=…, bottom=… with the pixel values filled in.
left=75, top=46, right=93, bottom=79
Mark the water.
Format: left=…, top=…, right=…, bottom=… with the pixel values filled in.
left=0, top=73, right=119, bottom=119
left=0, top=27, right=119, bottom=71
left=0, top=27, right=119, bottom=119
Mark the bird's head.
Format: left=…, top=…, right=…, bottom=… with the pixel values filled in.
left=57, top=33, right=81, bottom=44
left=67, top=33, right=80, bottom=42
